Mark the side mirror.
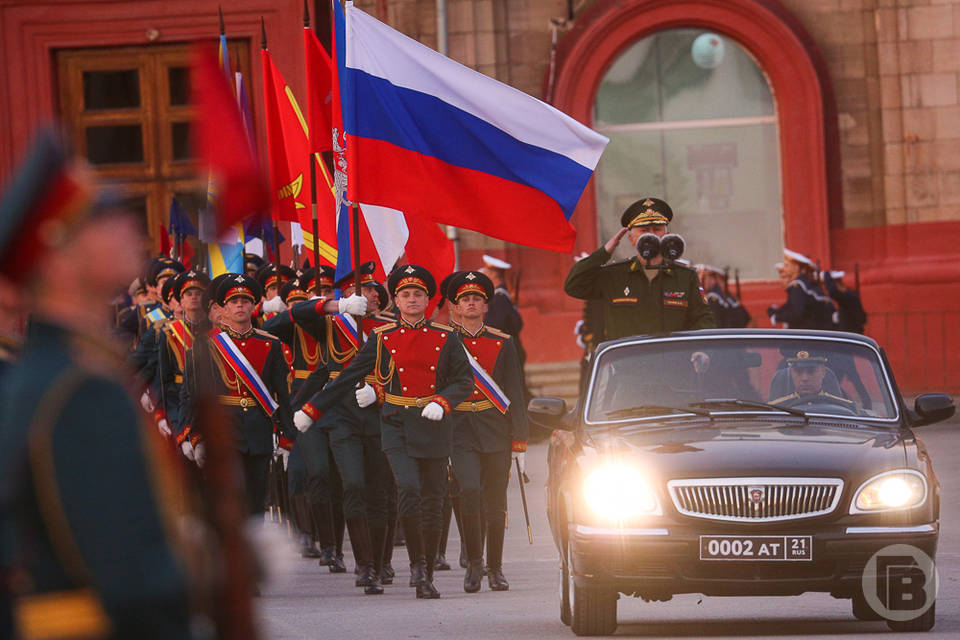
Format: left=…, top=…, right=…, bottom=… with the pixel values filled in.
left=911, top=393, right=955, bottom=427
left=527, top=397, right=570, bottom=430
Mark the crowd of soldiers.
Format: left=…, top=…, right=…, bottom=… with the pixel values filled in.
left=0, top=132, right=531, bottom=639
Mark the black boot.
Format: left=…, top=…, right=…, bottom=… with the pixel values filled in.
left=486, top=513, right=509, bottom=591
left=346, top=518, right=375, bottom=588
left=462, top=513, right=484, bottom=593
left=464, top=560, right=483, bottom=593
left=400, top=516, right=425, bottom=587
left=381, top=562, right=395, bottom=585
left=418, top=525, right=441, bottom=599
left=359, top=565, right=384, bottom=595
left=436, top=496, right=452, bottom=570
left=311, top=500, right=343, bottom=571
left=370, top=524, right=389, bottom=586
left=329, top=553, right=347, bottom=573
left=452, top=496, right=468, bottom=569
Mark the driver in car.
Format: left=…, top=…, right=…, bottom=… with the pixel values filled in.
left=769, top=350, right=857, bottom=410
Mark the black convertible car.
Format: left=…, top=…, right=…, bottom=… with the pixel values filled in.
left=533, top=329, right=954, bottom=636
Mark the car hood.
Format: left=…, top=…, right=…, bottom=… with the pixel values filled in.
left=587, top=419, right=906, bottom=481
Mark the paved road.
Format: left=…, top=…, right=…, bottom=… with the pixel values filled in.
left=257, top=419, right=959, bottom=639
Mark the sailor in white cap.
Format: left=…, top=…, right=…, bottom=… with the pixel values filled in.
left=696, top=264, right=730, bottom=327
left=823, top=269, right=866, bottom=334
left=768, top=249, right=836, bottom=330
left=479, top=255, right=524, bottom=362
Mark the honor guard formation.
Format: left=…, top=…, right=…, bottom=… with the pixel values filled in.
left=0, top=126, right=869, bottom=637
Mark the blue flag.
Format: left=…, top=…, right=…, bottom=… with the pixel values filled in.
left=169, top=197, right=197, bottom=237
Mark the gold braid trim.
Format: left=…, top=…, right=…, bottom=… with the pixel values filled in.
left=295, top=325, right=323, bottom=368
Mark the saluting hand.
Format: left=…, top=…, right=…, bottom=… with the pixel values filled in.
left=604, top=227, right=630, bottom=254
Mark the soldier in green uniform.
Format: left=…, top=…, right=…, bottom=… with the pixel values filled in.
left=0, top=130, right=193, bottom=639
left=564, top=198, right=715, bottom=339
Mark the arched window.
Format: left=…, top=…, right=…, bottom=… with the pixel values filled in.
left=551, top=0, right=841, bottom=275
left=594, top=29, right=782, bottom=278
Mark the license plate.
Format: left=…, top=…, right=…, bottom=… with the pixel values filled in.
left=699, top=535, right=812, bottom=561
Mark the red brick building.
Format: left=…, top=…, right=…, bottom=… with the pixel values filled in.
left=1, top=0, right=958, bottom=393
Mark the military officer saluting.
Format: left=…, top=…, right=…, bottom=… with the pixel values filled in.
left=0, top=129, right=193, bottom=638
left=445, top=271, right=528, bottom=593
left=181, top=273, right=298, bottom=514
left=565, top=198, right=715, bottom=338
left=302, top=265, right=473, bottom=599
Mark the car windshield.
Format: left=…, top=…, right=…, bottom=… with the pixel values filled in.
left=585, top=336, right=898, bottom=424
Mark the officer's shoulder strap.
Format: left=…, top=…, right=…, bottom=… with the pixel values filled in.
left=429, top=321, right=454, bottom=332
left=484, top=326, right=511, bottom=339
left=373, top=322, right=397, bottom=335
left=769, top=392, right=798, bottom=405
left=254, top=328, right=280, bottom=341
left=820, top=391, right=854, bottom=405
left=601, top=258, right=633, bottom=269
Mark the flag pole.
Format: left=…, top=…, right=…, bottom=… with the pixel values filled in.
left=306, top=0, right=322, bottom=294
left=261, top=17, right=283, bottom=273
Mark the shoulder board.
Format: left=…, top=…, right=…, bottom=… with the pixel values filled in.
left=484, top=326, right=511, bottom=339
left=429, top=321, right=454, bottom=331
left=769, top=392, right=798, bottom=405
left=820, top=392, right=854, bottom=404
left=601, top=258, right=632, bottom=268
left=254, top=329, right=280, bottom=341
left=672, top=262, right=696, bottom=273
left=373, top=322, right=397, bottom=334
left=372, top=313, right=395, bottom=322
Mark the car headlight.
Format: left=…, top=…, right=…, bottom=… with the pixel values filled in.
left=850, top=470, right=927, bottom=513
left=582, top=464, right=661, bottom=521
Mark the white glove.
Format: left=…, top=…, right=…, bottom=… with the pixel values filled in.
left=157, top=418, right=172, bottom=437
left=140, top=391, right=154, bottom=413
left=294, top=410, right=314, bottom=432
left=421, top=401, right=444, bottom=421
left=180, top=441, right=195, bottom=461
left=355, top=384, right=377, bottom=408
left=338, top=294, right=367, bottom=316
left=278, top=447, right=290, bottom=470
left=262, top=295, right=287, bottom=314
left=194, top=442, right=207, bottom=468
left=512, top=451, right=526, bottom=475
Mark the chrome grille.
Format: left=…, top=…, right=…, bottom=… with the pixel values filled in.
left=667, top=478, right=843, bottom=522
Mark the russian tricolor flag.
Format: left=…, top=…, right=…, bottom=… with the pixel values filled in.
left=336, top=2, right=608, bottom=253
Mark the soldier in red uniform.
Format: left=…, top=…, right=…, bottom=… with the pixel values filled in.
left=181, top=273, right=298, bottom=515
left=300, top=265, right=473, bottom=599
left=445, top=271, right=529, bottom=592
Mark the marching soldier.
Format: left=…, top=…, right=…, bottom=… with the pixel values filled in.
left=289, top=262, right=396, bottom=594
left=261, top=272, right=331, bottom=561
left=301, top=265, right=473, bottom=599
left=181, top=273, right=298, bottom=514
left=565, top=198, right=715, bottom=338
left=271, top=265, right=348, bottom=571
left=158, top=270, right=211, bottom=462
left=445, top=271, right=529, bottom=593
left=0, top=129, right=193, bottom=638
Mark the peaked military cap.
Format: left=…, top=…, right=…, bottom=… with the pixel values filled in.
left=447, top=270, right=494, bottom=303
left=216, top=272, right=262, bottom=306
left=388, top=264, right=436, bottom=298
left=334, top=260, right=377, bottom=290
left=0, top=128, right=99, bottom=283
left=173, top=269, right=211, bottom=302
left=205, top=273, right=233, bottom=310
left=621, top=197, right=673, bottom=228
left=280, top=278, right=309, bottom=304
left=147, top=257, right=185, bottom=287
left=437, top=271, right=462, bottom=309
left=244, top=253, right=265, bottom=274
left=254, top=263, right=295, bottom=290
left=299, top=265, right=335, bottom=292
left=160, top=275, right=178, bottom=304
left=786, top=349, right=829, bottom=367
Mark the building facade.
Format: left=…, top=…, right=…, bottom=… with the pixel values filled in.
left=1, top=0, right=959, bottom=392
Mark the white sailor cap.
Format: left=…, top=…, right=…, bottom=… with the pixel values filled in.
left=694, top=263, right=724, bottom=276
left=783, top=248, right=815, bottom=268
left=828, top=270, right=845, bottom=279
left=482, top=254, right=511, bottom=270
